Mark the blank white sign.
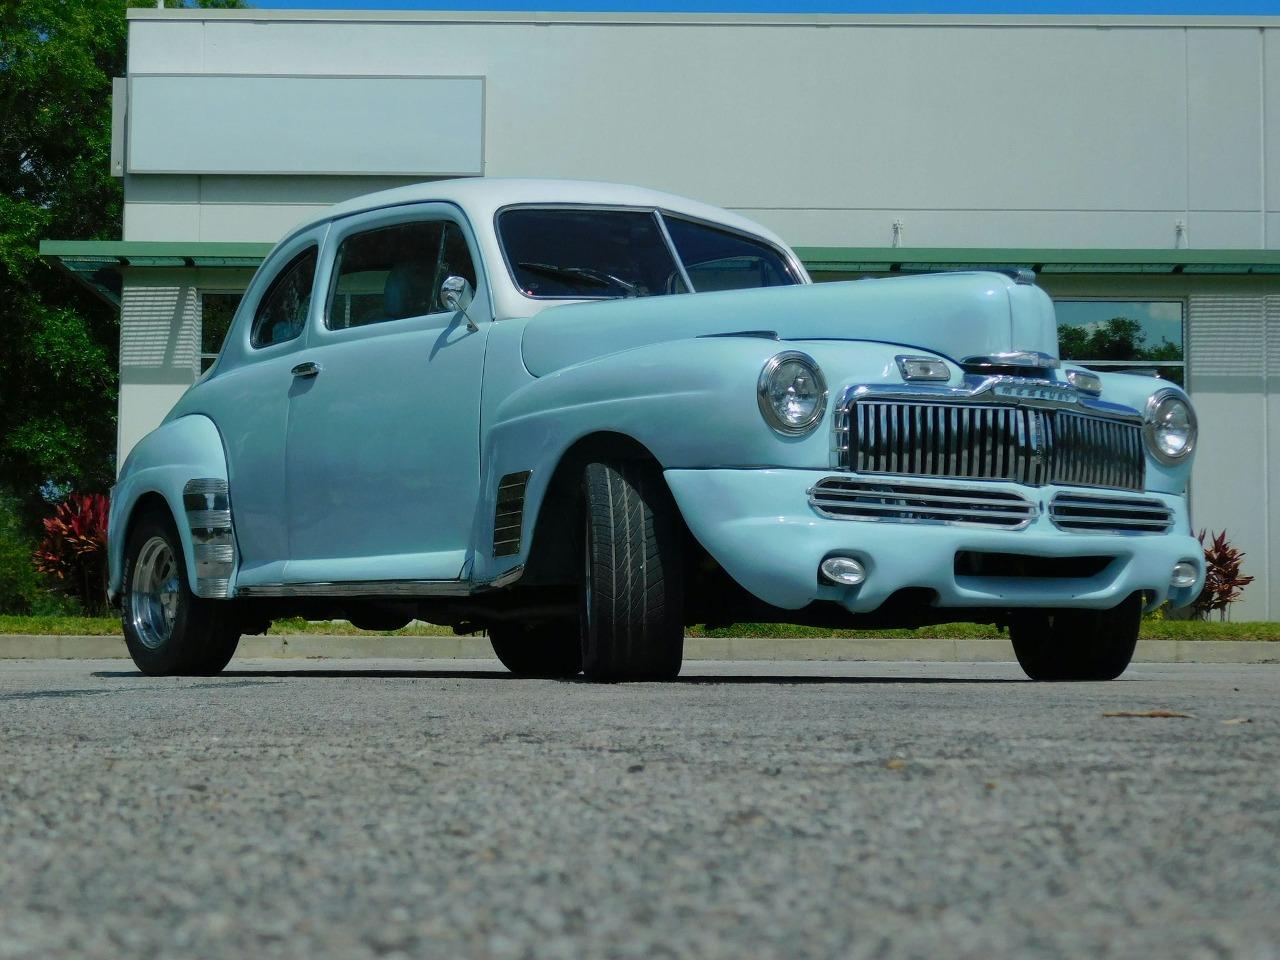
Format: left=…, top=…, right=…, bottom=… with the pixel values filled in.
left=127, top=74, right=484, bottom=176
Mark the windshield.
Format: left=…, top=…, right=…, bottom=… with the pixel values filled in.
left=497, top=206, right=799, bottom=300
left=500, top=208, right=688, bottom=299
left=663, top=215, right=800, bottom=291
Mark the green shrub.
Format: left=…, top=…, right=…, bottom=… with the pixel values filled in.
left=1194, top=530, right=1255, bottom=621
left=0, top=495, right=41, bottom=614
left=33, top=492, right=109, bottom=615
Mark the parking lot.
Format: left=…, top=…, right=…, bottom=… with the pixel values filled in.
left=1, top=658, right=1277, bottom=959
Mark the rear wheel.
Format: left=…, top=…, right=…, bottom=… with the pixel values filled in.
left=489, top=621, right=581, bottom=678
left=1009, top=594, right=1142, bottom=681
left=579, top=460, right=683, bottom=682
left=121, top=508, right=241, bottom=676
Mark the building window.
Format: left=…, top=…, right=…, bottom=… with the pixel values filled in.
left=199, top=292, right=242, bottom=373
left=1053, top=299, right=1185, bottom=387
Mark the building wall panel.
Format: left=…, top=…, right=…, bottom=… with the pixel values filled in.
left=124, top=20, right=1191, bottom=227
left=1187, top=29, right=1263, bottom=213
left=1187, top=211, right=1267, bottom=249
left=127, top=75, right=484, bottom=177
left=117, top=275, right=201, bottom=468
left=1188, top=294, right=1273, bottom=620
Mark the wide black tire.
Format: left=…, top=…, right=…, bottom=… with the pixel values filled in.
left=580, top=460, right=684, bottom=682
left=121, top=508, right=242, bottom=676
left=1009, top=594, right=1142, bottom=681
left=489, top=621, right=582, bottom=678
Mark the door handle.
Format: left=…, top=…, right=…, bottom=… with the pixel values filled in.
left=291, top=361, right=320, bottom=379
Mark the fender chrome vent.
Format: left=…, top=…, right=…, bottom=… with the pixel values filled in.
left=1049, top=493, right=1174, bottom=534
left=808, top=477, right=1037, bottom=528
left=493, top=471, right=532, bottom=558
left=183, top=478, right=235, bottom=598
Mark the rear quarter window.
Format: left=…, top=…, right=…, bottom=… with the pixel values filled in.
left=251, top=247, right=318, bottom=348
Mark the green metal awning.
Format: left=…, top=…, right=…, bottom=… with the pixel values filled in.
left=795, top=246, right=1280, bottom=276
left=39, top=240, right=275, bottom=305
left=40, top=239, right=1280, bottom=307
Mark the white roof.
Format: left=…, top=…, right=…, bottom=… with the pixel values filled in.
left=291, top=177, right=791, bottom=250
left=280, top=177, right=801, bottom=320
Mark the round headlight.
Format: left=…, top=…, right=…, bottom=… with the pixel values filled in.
left=1143, top=389, right=1197, bottom=464
left=758, top=352, right=827, bottom=435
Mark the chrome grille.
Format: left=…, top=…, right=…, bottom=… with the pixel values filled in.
left=808, top=477, right=1037, bottom=528
left=839, top=399, right=1144, bottom=492
left=1049, top=493, right=1174, bottom=534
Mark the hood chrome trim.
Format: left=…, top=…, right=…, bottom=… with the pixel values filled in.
left=846, top=375, right=1141, bottom=421
left=961, top=350, right=1059, bottom=370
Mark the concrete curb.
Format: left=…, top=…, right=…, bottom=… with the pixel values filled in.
left=1, top=634, right=1277, bottom=664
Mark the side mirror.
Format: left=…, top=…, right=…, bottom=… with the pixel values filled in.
left=440, top=275, right=477, bottom=332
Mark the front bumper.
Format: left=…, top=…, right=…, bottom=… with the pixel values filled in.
left=664, top=468, right=1203, bottom=614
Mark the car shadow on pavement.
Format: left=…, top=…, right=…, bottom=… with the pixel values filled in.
left=669, top=675, right=1026, bottom=685
left=91, top=668, right=1026, bottom=684
left=90, top=668, right=510, bottom=681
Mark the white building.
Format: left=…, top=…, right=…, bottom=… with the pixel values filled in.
left=41, top=7, right=1280, bottom=617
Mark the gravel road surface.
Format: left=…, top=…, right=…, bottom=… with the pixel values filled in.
left=1, top=658, right=1277, bottom=960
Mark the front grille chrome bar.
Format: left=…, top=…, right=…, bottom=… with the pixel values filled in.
left=808, top=477, right=1037, bottom=528
left=1049, top=493, right=1174, bottom=534
left=838, top=395, right=1145, bottom=492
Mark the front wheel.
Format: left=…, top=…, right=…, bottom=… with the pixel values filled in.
left=1009, top=594, right=1142, bottom=681
left=579, top=460, right=684, bottom=682
left=121, top=508, right=241, bottom=676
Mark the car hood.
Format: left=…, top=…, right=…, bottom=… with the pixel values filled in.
left=520, top=272, right=1058, bottom=377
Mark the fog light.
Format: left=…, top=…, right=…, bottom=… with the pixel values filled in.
left=1170, top=562, right=1198, bottom=589
left=821, top=557, right=866, bottom=586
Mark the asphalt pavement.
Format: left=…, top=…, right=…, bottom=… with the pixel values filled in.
left=1, top=658, right=1277, bottom=960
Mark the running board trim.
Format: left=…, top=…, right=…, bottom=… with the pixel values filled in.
left=235, top=565, right=524, bottom=599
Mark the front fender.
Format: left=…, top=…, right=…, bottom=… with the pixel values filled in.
left=1085, top=371, right=1194, bottom=495
left=108, top=415, right=234, bottom=603
left=469, top=336, right=905, bottom=582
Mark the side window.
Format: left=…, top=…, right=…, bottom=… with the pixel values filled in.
left=325, top=220, right=477, bottom=331
left=251, top=247, right=317, bottom=348
left=663, top=216, right=799, bottom=293
left=439, top=222, right=477, bottom=290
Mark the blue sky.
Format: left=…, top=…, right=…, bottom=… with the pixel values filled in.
left=250, top=0, right=1280, bottom=12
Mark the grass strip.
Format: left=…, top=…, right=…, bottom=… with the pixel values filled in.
left=1, top=615, right=1277, bottom=641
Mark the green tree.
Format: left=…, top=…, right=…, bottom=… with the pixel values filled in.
left=0, top=0, right=126, bottom=525
left=0, top=0, right=245, bottom=529
left=1058, top=315, right=1182, bottom=364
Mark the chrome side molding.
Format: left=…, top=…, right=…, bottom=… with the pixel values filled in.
left=236, top=565, right=526, bottom=599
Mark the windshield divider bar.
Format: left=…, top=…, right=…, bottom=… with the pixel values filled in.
left=654, top=210, right=696, bottom=294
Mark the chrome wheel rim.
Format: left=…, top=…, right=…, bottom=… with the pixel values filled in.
left=129, top=536, right=181, bottom=650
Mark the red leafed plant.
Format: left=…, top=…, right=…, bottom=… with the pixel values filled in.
left=1193, top=530, right=1255, bottom=621
left=33, top=493, right=110, bottom=615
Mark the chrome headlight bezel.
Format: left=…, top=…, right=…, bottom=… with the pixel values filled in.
left=1143, top=388, right=1197, bottom=465
left=757, top=351, right=828, bottom=436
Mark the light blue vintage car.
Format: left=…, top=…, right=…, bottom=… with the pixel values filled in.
left=108, top=178, right=1203, bottom=682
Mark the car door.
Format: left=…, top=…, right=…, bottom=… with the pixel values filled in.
left=282, top=204, right=489, bottom=584
left=196, top=228, right=325, bottom=587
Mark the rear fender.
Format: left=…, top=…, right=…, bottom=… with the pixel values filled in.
left=108, top=415, right=235, bottom=604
